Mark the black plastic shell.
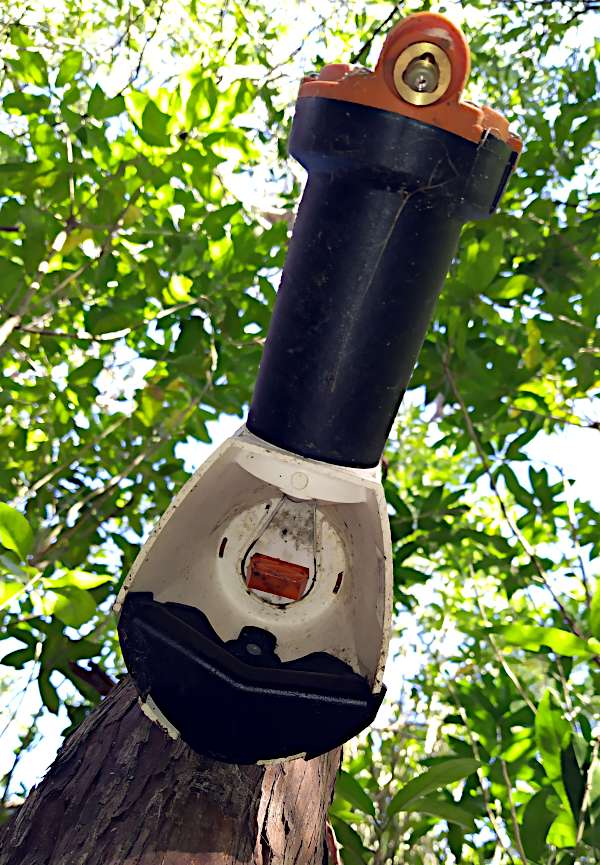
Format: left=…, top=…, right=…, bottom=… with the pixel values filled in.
left=247, top=97, right=517, bottom=467
left=119, top=593, right=385, bottom=764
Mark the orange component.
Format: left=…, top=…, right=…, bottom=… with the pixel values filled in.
left=298, top=12, right=522, bottom=153
left=247, top=553, right=310, bottom=601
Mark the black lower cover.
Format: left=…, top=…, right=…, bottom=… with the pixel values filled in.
left=118, top=592, right=385, bottom=764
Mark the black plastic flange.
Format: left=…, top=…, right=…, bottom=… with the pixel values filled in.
left=119, top=592, right=385, bottom=764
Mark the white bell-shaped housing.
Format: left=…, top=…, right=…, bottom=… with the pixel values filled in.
left=115, top=425, right=392, bottom=764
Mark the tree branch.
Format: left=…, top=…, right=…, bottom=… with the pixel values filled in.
left=21, top=415, right=128, bottom=503
left=576, top=735, right=600, bottom=845
left=500, top=757, right=528, bottom=865
left=446, top=680, right=517, bottom=865
left=32, top=390, right=207, bottom=566
left=15, top=296, right=207, bottom=344
left=68, top=661, right=116, bottom=697
left=561, top=472, right=592, bottom=607
left=0, top=193, right=142, bottom=360
left=442, top=352, right=585, bottom=639
left=350, top=4, right=402, bottom=64
left=474, top=580, right=537, bottom=714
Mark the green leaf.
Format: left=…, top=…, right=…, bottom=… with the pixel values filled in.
left=339, top=849, right=367, bottom=865
left=547, top=809, right=577, bottom=848
left=165, top=273, right=193, bottom=303
left=329, top=798, right=370, bottom=824
left=3, top=91, right=49, bottom=114
left=85, top=306, right=125, bottom=336
left=175, top=317, right=206, bottom=357
left=0, top=579, right=24, bottom=609
left=1, top=646, right=36, bottom=668
left=336, top=769, right=376, bottom=817
left=388, top=758, right=480, bottom=817
left=139, top=100, right=172, bottom=147
left=10, top=50, right=48, bottom=86
left=68, top=358, right=104, bottom=388
left=490, top=274, right=534, bottom=300
left=331, top=818, right=369, bottom=858
left=138, top=389, right=163, bottom=428
left=499, top=465, right=535, bottom=509
left=459, top=228, right=504, bottom=291
left=522, top=788, right=555, bottom=861
left=42, top=586, right=97, bottom=628
left=0, top=503, right=34, bottom=559
left=502, top=736, right=534, bottom=763
left=46, top=570, right=112, bottom=590
left=385, top=483, right=412, bottom=520
left=500, top=624, right=594, bottom=658
left=536, top=690, right=571, bottom=805
left=1, top=644, right=34, bottom=668
left=56, top=51, right=83, bottom=86
left=125, top=90, right=149, bottom=127
left=87, top=84, right=124, bottom=119
left=38, top=669, right=60, bottom=714
left=590, top=580, right=600, bottom=640
left=561, top=742, right=585, bottom=819
left=394, top=565, right=430, bottom=586
left=448, top=823, right=464, bottom=863
left=59, top=227, right=94, bottom=256
left=401, top=796, right=476, bottom=830
left=0, top=554, right=28, bottom=582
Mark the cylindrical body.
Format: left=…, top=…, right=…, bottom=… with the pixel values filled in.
left=247, top=97, right=516, bottom=467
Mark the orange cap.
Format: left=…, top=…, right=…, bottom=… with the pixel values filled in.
left=299, top=12, right=522, bottom=153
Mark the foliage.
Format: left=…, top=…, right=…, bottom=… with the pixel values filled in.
left=0, top=0, right=598, bottom=862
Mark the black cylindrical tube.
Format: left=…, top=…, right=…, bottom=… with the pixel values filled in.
left=247, top=97, right=516, bottom=467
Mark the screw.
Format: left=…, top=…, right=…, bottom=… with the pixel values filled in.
left=246, top=643, right=262, bottom=656
left=403, top=56, right=440, bottom=94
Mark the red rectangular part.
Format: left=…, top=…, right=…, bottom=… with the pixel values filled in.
left=247, top=553, right=309, bottom=601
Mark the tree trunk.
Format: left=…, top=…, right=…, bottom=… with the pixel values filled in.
left=0, top=678, right=340, bottom=865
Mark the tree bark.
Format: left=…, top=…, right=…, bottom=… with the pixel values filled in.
left=0, top=678, right=340, bottom=865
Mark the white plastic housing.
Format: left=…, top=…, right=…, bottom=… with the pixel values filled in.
left=115, top=425, right=392, bottom=713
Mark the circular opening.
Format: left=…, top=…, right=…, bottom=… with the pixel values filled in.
left=393, top=42, right=452, bottom=106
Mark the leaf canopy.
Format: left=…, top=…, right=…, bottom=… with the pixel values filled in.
left=0, top=1, right=598, bottom=863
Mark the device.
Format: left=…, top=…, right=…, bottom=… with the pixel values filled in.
left=115, top=12, right=521, bottom=764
